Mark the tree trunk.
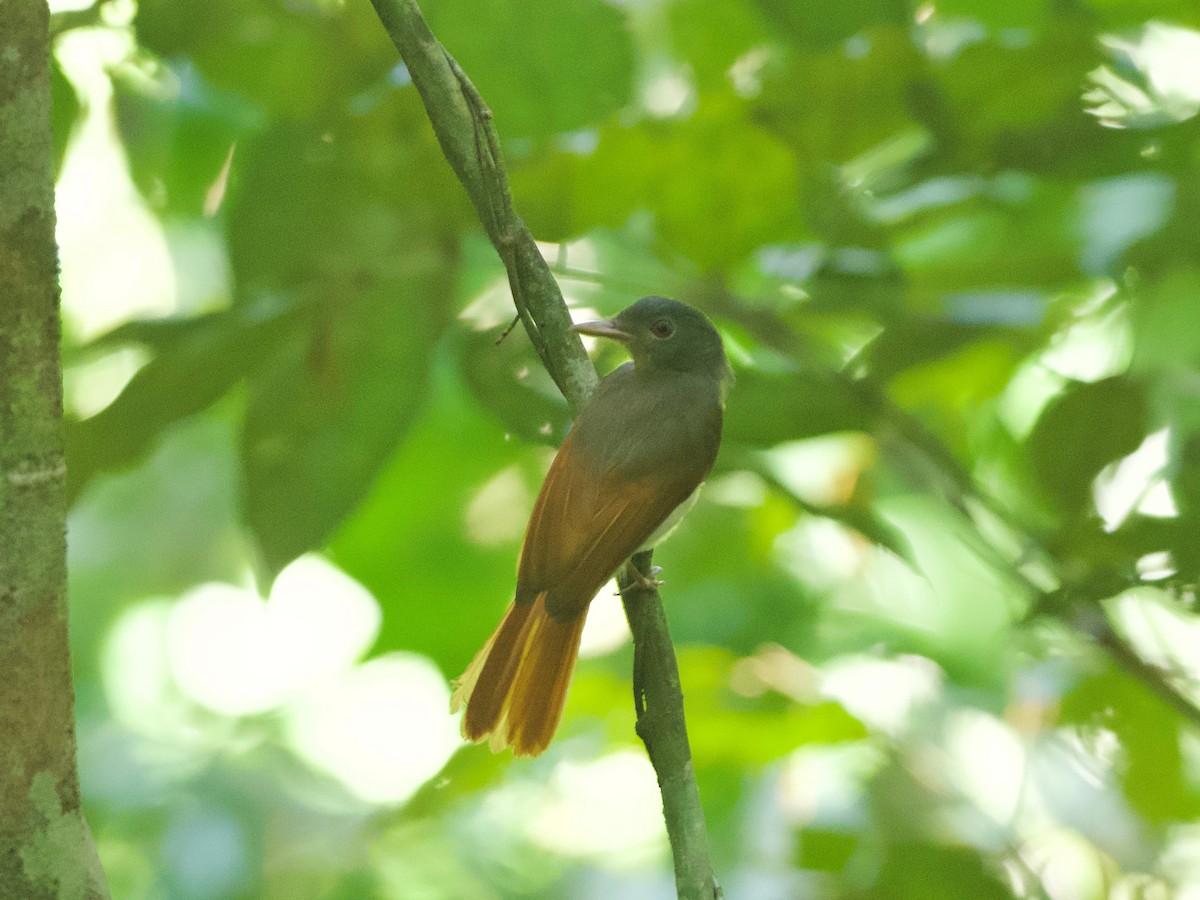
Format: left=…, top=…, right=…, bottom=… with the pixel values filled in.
left=0, top=2, right=110, bottom=896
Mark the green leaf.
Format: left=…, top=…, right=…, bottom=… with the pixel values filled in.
left=680, top=647, right=867, bottom=766
left=135, top=0, right=393, bottom=119
left=724, top=367, right=875, bottom=446
left=868, top=843, right=1012, bottom=900
left=754, top=26, right=922, bottom=164
left=571, top=100, right=800, bottom=268
left=242, top=280, right=447, bottom=569
left=1026, top=376, right=1148, bottom=514
left=458, top=328, right=570, bottom=447
left=1062, top=667, right=1200, bottom=822
left=667, top=0, right=772, bottom=90
left=65, top=306, right=296, bottom=504
left=797, top=828, right=858, bottom=873
left=422, top=0, right=635, bottom=138
left=50, top=57, right=79, bottom=176
left=760, top=0, right=904, bottom=49
left=329, top=361, right=535, bottom=669
left=113, top=62, right=260, bottom=215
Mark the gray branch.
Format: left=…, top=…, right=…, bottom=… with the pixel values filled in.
left=367, top=1, right=720, bottom=896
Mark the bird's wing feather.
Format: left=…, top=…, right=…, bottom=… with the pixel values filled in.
left=517, top=427, right=704, bottom=622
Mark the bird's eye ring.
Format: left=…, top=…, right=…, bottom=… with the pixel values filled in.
left=650, top=319, right=675, bottom=339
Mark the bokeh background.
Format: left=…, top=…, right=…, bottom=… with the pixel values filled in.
left=50, top=0, right=1200, bottom=896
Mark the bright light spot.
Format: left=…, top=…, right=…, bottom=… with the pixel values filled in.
left=103, top=599, right=196, bottom=741
left=730, top=643, right=816, bottom=701
left=465, top=466, right=531, bottom=547
left=528, top=751, right=667, bottom=865
left=774, top=516, right=870, bottom=590
left=458, top=274, right=520, bottom=331
left=268, top=555, right=382, bottom=689
left=704, top=470, right=768, bottom=507
left=942, top=709, right=1026, bottom=823
left=1025, top=828, right=1115, bottom=900
left=821, top=655, right=942, bottom=735
left=286, top=654, right=460, bottom=805
left=1108, top=588, right=1200, bottom=680
left=64, top=345, right=151, bottom=418
left=579, top=584, right=629, bottom=658
left=167, top=583, right=288, bottom=716
left=166, top=556, right=380, bottom=716
left=55, top=27, right=177, bottom=339
left=914, top=3, right=935, bottom=24
left=1094, top=428, right=1177, bottom=531
left=998, top=358, right=1068, bottom=438
left=1087, top=24, right=1200, bottom=128
left=728, top=46, right=772, bottom=98
left=780, top=743, right=882, bottom=828
left=1039, top=296, right=1132, bottom=382
left=762, top=434, right=874, bottom=507
left=1161, top=823, right=1200, bottom=895
left=643, top=69, right=693, bottom=118
left=1136, top=551, right=1176, bottom=581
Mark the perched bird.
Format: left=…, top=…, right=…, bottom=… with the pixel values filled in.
left=451, top=296, right=731, bottom=756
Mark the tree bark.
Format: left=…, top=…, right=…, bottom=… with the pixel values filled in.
left=0, top=2, right=110, bottom=896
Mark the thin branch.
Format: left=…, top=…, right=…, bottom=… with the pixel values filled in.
left=367, top=2, right=721, bottom=897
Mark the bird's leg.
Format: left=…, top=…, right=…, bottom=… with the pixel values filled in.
left=624, top=559, right=664, bottom=591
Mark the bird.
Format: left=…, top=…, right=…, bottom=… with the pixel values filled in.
left=451, top=295, right=732, bottom=756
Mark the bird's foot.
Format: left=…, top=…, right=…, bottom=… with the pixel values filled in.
left=626, top=562, right=664, bottom=591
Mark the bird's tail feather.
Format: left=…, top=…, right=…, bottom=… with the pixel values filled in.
left=451, top=593, right=586, bottom=757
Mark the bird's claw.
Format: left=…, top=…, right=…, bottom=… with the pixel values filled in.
left=627, top=563, right=664, bottom=591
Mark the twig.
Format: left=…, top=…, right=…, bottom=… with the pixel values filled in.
left=367, top=2, right=721, bottom=896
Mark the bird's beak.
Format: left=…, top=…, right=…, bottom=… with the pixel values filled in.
left=571, top=318, right=630, bottom=342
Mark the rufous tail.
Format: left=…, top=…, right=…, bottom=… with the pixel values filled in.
left=450, top=593, right=586, bottom=757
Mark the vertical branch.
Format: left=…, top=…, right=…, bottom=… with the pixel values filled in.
left=367, top=1, right=720, bottom=896
left=620, top=552, right=721, bottom=900
left=0, top=2, right=111, bottom=896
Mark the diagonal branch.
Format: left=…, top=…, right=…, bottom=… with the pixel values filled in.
left=367, top=2, right=721, bottom=897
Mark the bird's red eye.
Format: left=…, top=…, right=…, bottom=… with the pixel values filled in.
left=650, top=319, right=675, bottom=339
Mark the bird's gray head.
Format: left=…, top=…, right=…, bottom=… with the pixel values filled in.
left=572, top=296, right=730, bottom=382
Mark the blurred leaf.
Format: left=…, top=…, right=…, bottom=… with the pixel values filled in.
left=931, top=29, right=1100, bottom=167
left=935, top=0, right=1047, bottom=29
left=760, top=0, right=904, bottom=49
left=1026, top=376, right=1148, bottom=514
left=224, top=108, right=462, bottom=568
left=680, top=647, right=866, bottom=766
left=242, top=280, right=448, bottom=569
left=330, top=360, right=533, bottom=669
left=50, top=56, right=79, bottom=175
left=1130, top=269, right=1200, bottom=374
left=1086, top=0, right=1200, bottom=28
left=754, top=26, right=922, bottom=164
left=667, top=0, right=772, bottom=89
left=65, top=305, right=296, bottom=504
left=797, top=828, right=858, bottom=873
left=892, top=186, right=1082, bottom=292
left=571, top=100, right=800, bottom=268
left=867, top=843, right=1012, bottom=900
left=867, top=318, right=1038, bottom=382
left=422, top=0, right=634, bottom=139
left=458, top=328, right=570, bottom=447
left=226, top=110, right=462, bottom=293
left=394, top=747, right=509, bottom=823
left=113, top=62, right=260, bottom=215
left=135, top=0, right=393, bottom=118
left=725, top=367, right=875, bottom=446
left=1062, top=667, right=1200, bottom=822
